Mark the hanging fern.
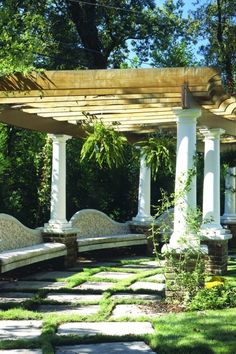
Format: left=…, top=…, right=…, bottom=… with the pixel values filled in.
left=136, top=134, right=175, bottom=180
left=80, top=120, right=128, bottom=169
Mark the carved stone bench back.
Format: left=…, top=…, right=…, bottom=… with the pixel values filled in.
left=70, top=209, right=130, bottom=238
left=0, top=214, right=42, bottom=252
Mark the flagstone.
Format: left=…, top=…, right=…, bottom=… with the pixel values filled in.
left=0, top=350, right=42, bottom=354
left=141, top=260, right=165, bottom=267
left=0, top=320, right=42, bottom=340
left=74, top=281, right=113, bottom=291
left=111, top=304, right=163, bottom=318
left=56, top=342, right=156, bottom=353
left=0, top=281, right=67, bottom=291
left=0, top=292, right=34, bottom=304
left=46, top=293, right=102, bottom=303
left=38, top=304, right=99, bottom=315
left=57, top=321, right=154, bottom=336
left=92, top=271, right=134, bottom=280
left=23, top=271, right=78, bottom=281
left=129, top=281, right=165, bottom=292
left=111, top=293, right=162, bottom=301
left=144, top=274, right=165, bottom=282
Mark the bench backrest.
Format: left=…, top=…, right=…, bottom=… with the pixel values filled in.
left=0, top=214, right=43, bottom=252
left=70, top=209, right=130, bottom=238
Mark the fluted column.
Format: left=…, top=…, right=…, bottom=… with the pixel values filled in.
left=132, top=149, right=153, bottom=223
left=44, top=134, right=72, bottom=231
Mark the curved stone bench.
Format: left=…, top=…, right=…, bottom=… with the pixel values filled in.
left=0, top=214, right=67, bottom=273
left=70, top=209, right=147, bottom=253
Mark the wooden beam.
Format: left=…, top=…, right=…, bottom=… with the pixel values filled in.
left=0, top=68, right=220, bottom=92
left=0, top=108, right=86, bottom=138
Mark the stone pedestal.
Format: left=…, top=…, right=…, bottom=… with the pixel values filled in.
left=42, top=229, right=78, bottom=268
left=129, top=222, right=154, bottom=255
left=164, top=250, right=205, bottom=302
left=202, top=238, right=229, bottom=275
left=223, top=223, right=236, bottom=248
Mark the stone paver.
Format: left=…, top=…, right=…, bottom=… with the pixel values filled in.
left=111, top=304, right=162, bottom=318
left=46, top=293, right=102, bottom=303
left=24, top=271, right=77, bottom=281
left=141, top=260, right=165, bottom=267
left=74, top=281, right=113, bottom=291
left=145, top=274, right=165, bottom=282
left=111, top=293, right=162, bottom=301
left=0, top=320, right=42, bottom=340
left=0, top=281, right=67, bottom=291
left=38, top=304, right=99, bottom=315
left=0, top=350, right=42, bottom=354
left=56, top=342, right=156, bottom=353
left=129, top=281, right=165, bottom=292
left=58, top=321, right=154, bottom=336
left=92, top=271, right=134, bottom=280
left=0, top=292, right=34, bottom=304
left=120, top=265, right=153, bottom=271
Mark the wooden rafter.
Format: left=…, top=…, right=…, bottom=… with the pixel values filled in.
left=0, top=67, right=235, bottom=140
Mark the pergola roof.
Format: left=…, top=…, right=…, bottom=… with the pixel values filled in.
left=0, top=67, right=235, bottom=142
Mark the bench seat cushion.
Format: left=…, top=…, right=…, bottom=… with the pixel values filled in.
left=0, top=243, right=67, bottom=273
left=77, top=233, right=147, bottom=252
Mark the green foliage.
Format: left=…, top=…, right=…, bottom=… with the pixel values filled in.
left=0, top=124, right=48, bottom=227
left=0, top=1, right=55, bottom=75
left=188, top=285, right=236, bottom=310
left=136, top=134, right=175, bottom=180
left=80, top=120, right=128, bottom=169
left=191, top=0, right=236, bottom=93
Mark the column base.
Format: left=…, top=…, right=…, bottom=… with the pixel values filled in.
left=200, top=225, right=232, bottom=240
left=221, top=222, right=236, bottom=248
left=129, top=222, right=153, bottom=255
left=221, top=214, right=236, bottom=224
left=44, top=220, right=73, bottom=233
left=166, top=231, right=202, bottom=252
left=42, top=228, right=79, bottom=268
left=132, top=215, right=153, bottom=224
left=200, top=229, right=232, bottom=275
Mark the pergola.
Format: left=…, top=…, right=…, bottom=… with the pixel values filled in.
left=0, top=66, right=235, bottom=252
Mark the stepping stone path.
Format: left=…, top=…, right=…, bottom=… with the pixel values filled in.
left=24, top=271, right=78, bottom=280
left=38, top=304, right=99, bottom=315
left=74, top=281, right=114, bottom=291
left=111, top=304, right=163, bottom=318
left=0, top=292, right=34, bottom=304
left=0, top=256, right=165, bottom=353
left=46, top=293, right=103, bottom=303
left=129, top=281, right=165, bottom=292
left=92, top=271, right=134, bottom=279
left=0, top=320, right=42, bottom=340
left=56, top=342, right=156, bottom=353
left=0, top=281, right=67, bottom=290
left=58, top=321, right=154, bottom=336
left=0, top=351, right=42, bottom=354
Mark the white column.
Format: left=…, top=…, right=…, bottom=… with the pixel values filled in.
left=201, top=129, right=224, bottom=229
left=221, top=167, right=236, bottom=223
left=132, top=149, right=153, bottom=223
left=44, top=134, right=72, bottom=231
left=169, top=110, right=200, bottom=250
left=200, top=128, right=231, bottom=239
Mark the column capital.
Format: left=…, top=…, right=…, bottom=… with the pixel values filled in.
left=200, top=128, right=225, bottom=140
left=48, top=134, right=72, bottom=143
left=174, top=108, right=201, bottom=123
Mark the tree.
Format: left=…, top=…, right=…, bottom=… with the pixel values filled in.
left=0, top=0, right=194, bottom=71
left=192, top=0, right=236, bottom=93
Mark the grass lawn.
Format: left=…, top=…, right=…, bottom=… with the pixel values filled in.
left=0, top=256, right=236, bottom=354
